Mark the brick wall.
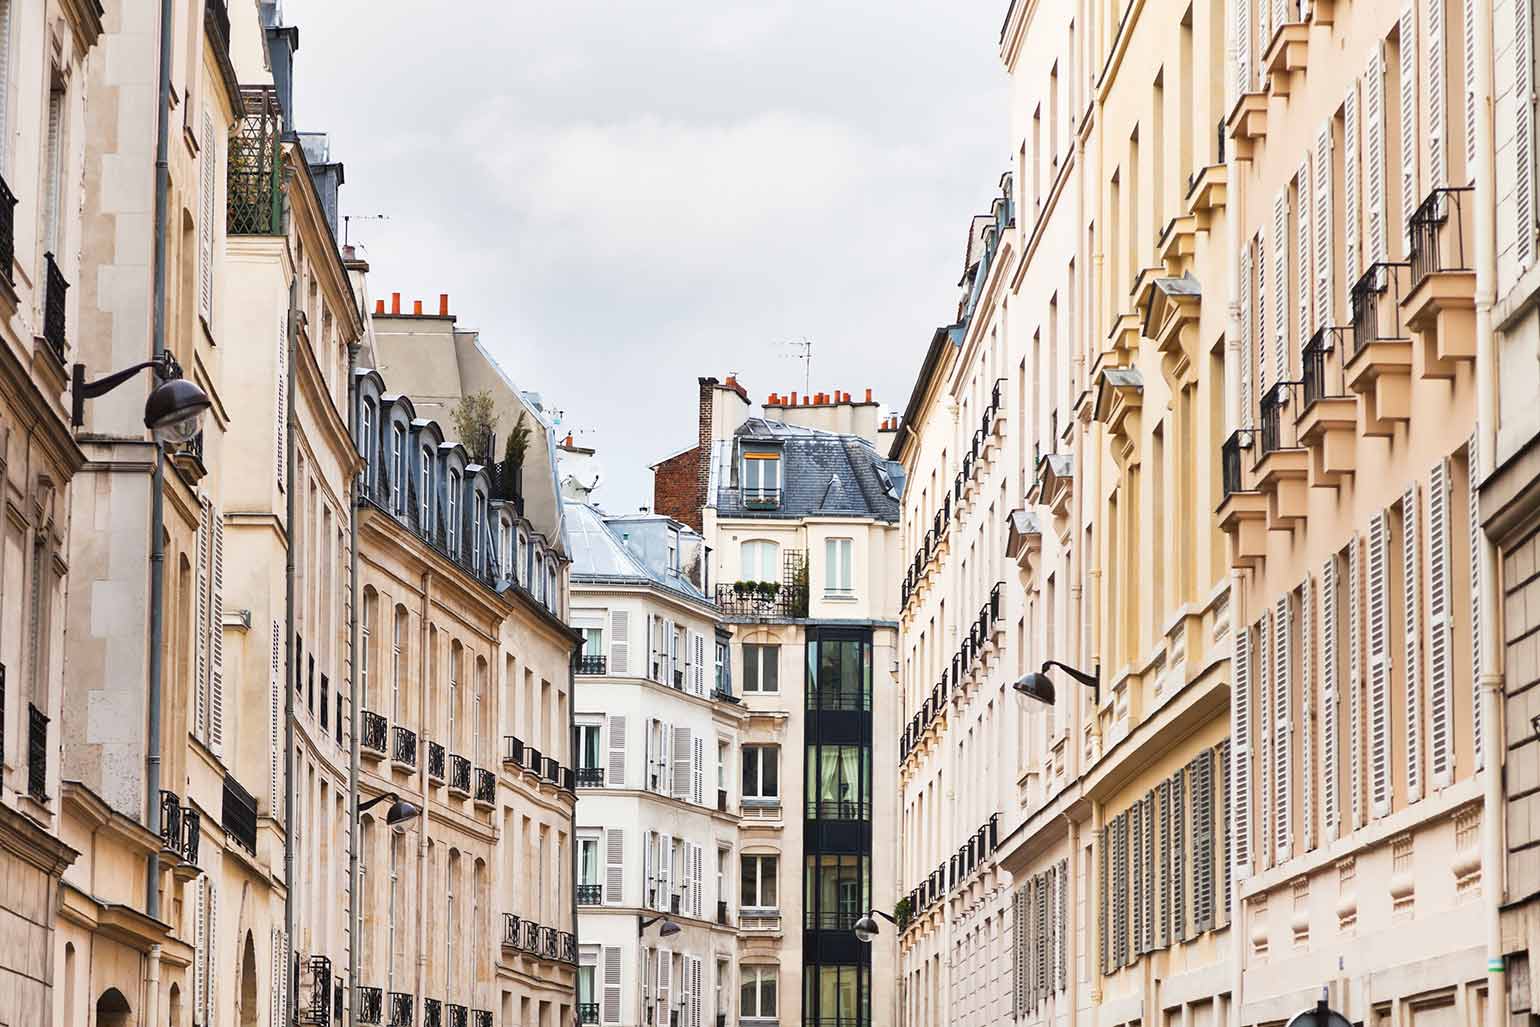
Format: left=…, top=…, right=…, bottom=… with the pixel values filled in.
left=654, top=445, right=702, bottom=531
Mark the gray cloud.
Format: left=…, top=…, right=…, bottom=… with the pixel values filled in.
left=286, top=0, right=1006, bottom=505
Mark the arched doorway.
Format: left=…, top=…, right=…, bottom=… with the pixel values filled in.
left=96, top=987, right=132, bottom=1027
left=240, top=931, right=258, bottom=1026
left=168, top=982, right=182, bottom=1027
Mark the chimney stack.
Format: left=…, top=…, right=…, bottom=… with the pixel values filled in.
left=790, top=391, right=798, bottom=406
left=375, top=298, right=385, bottom=314
left=413, top=299, right=423, bottom=315
left=390, top=292, right=401, bottom=315
left=439, top=293, right=450, bottom=316
left=865, top=388, right=873, bottom=402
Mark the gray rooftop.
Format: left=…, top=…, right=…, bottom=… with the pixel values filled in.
left=712, top=418, right=904, bottom=521
left=565, top=502, right=713, bottom=606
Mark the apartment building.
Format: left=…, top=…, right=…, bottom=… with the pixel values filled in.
left=0, top=0, right=101, bottom=1023
left=655, top=378, right=903, bottom=1027
left=565, top=502, right=745, bottom=1027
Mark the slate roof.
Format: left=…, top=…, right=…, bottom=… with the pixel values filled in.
left=564, top=502, right=713, bottom=607
left=712, top=418, right=904, bottom=521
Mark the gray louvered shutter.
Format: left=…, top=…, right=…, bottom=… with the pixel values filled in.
left=199, top=112, right=215, bottom=325
left=1367, top=511, right=1392, bottom=818
left=1221, top=740, right=1233, bottom=922
left=1274, top=594, right=1292, bottom=862
left=1195, top=750, right=1216, bottom=932
left=210, top=507, right=225, bottom=756
left=1258, top=607, right=1273, bottom=866
left=197, top=498, right=211, bottom=741
left=1230, top=624, right=1252, bottom=876
left=1098, top=828, right=1109, bottom=974
left=270, top=622, right=282, bottom=816
left=1158, top=780, right=1171, bottom=948
left=672, top=725, right=692, bottom=799
left=602, top=947, right=622, bottom=1024
left=1427, top=457, right=1455, bottom=787
left=1057, top=858, right=1068, bottom=991
left=610, top=610, right=630, bottom=674
left=1518, top=0, right=1537, bottom=270
left=1402, top=483, right=1424, bottom=802
left=604, top=828, right=625, bottom=904
left=1300, top=574, right=1316, bottom=851
left=1130, top=801, right=1144, bottom=958
left=1236, top=0, right=1252, bottom=95
left=1272, top=189, right=1289, bottom=383
left=1348, top=535, right=1366, bottom=827
left=1468, top=434, right=1484, bottom=768
left=1321, top=555, right=1340, bottom=840
left=1143, top=793, right=1155, bottom=952
left=1171, top=768, right=1188, bottom=942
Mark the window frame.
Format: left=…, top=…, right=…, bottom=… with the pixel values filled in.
left=740, top=854, right=779, bottom=911
left=741, top=745, right=779, bottom=802
left=740, top=965, right=779, bottom=1018
left=742, top=643, right=780, bottom=693
left=824, top=537, right=854, bottom=597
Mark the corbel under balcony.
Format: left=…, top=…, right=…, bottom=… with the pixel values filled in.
left=1027, top=453, right=1075, bottom=544
left=1297, top=327, right=1359, bottom=490
left=1344, top=263, right=1414, bottom=437
left=1263, top=22, right=1311, bottom=97
left=1227, top=93, right=1269, bottom=163
left=1187, top=164, right=1228, bottom=230
left=1311, top=0, right=1337, bottom=24
left=1218, top=430, right=1268, bottom=570
left=1144, top=272, right=1203, bottom=390
left=1157, top=214, right=1199, bottom=272
left=1095, top=367, right=1144, bottom=469
left=1107, top=311, right=1143, bottom=365
left=1006, top=508, right=1044, bottom=583
left=1403, top=188, right=1478, bottom=380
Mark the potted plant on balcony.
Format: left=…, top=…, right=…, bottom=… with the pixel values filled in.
left=755, top=581, right=780, bottom=599
left=733, top=580, right=756, bottom=597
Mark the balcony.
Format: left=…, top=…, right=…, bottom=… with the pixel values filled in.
left=357, top=987, right=384, bottom=1025
left=579, top=1004, right=600, bottom=1025
left=1298, top=326, right=1359, bottom=489
left=427, top=741, right=446, bottom=783
left=576, top=766, right=604, bottom=788
left=542, top=756, right=560, bottom=784
left=806, top=684, right=870, bottom=712
left=448, top=754, right=471, bottom=797
left=0, top=173, right=15, bottom=282
left=578, top=883, right=603, bottom=905
left=1216, top=429, right=1268, bottom=570
left=741, top=486, right=782, bottom=510
left=1255, top=381, right=1309, bottom=528
left=159, top=791, right=200, bottom=865
left=298, top=956, right=332, bottom=1026
left=361, top=711, right=387, bottom=757
left=577, top=654, right=607, bottom=675
left=474, top=768, right=496, bottom=806
left=1404, top=187, right=1477, bottom=377
left=42, top=253, right=67, bottom=362
left=221, top=773, right=257, bottom=854
left=524, top=745, right=542, bottom=776
left=1345, top=262, right=1413, bottom=435
left=423, top=1000, right=443, bottom=1027
left=26, top=703, right=47, bottom=801
left=228, top=86, right=283, bottom=234
left=806, top=799, right=872, bottom=821
left=447, top=1005, right=468, bottom=1027
left=473, top=1012, right=494, bottom=1027
left=714, top=552, right=809, bottom=620
left=391, top=725, right=418, bottom=769
left=388, top=992, right=414, bottom=1027
left=1263, top=18, right=1310, bottom=95
left=503, top=735, right=525, bottom=767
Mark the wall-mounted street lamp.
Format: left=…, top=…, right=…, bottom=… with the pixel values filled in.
left=852, top=909, right=898, bottom=944
left=358, top=791, right=420, bottom=827
left=72, top=349, right=211, bottom=443
left=1014, top=660, right=1100, bottom=706
left=639, top=915, right=681, bottom=938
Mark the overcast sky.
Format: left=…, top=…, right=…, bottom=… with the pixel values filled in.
left=285, top=1, right=1007, bottom=508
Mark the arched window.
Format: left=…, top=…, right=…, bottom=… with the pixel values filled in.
left=391, top=606, right=407, bottom=721
left=449, top=642, right=461, bottom=753
left=361, top=588, right=377, bottom=709
left=359, top=815, right=374, bottom=973
left=388, top=829, right=403, bottom=989
left=474, top=656, right=488, bottom=766
left=446, top=850, right=460, bottom=1004
left=741, top=539, right=781, bottom=582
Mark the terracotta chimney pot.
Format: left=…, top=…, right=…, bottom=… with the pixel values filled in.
left=375, top=299, right=385, bottom=314
left=865, top=388, right=873, bottom=402
left=413, top=299, right=423, bottom=315
left=439, top=293, right=450, bottom=316
left=390, top=292, right=401, bottom=315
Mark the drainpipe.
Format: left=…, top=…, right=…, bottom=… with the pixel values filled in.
left=144, top=0, right=174, bottom=922
left=283, top=273, right=300, bottom=1027
left=415, top=571, right=431, bottom=1010
left=347, top=339, right=362, bottom=1026
left=568, top=635, right=580, bottom=1016
left=1469, top=0, right=1506, bottom=1015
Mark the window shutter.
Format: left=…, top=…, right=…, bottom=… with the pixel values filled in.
left=692, top=632, right=706, bottom=694
left=1013, top=888, right=1025, bottom=1016
left=270, top=927, right=282, bottom=1027
left=1171, top=768, right=1188, bottom=942
left=1271, top=0, right=1287, bottom=30
left=1114, top=813, right=1129, bottom=967
left=1143, top=793, right=1156, bottom=951
left=1057, top=858, right=1068, bottom=991
left=1398, top=1, right=1419, bottom=253
left=195, top=880, right=208, bottom=1018
left=1240, top=242, right=1255, bottom=424
left=199, top=112, right=215, bottom=326
left=1195, top=751, right=1217, bottom=932
left=1038, top=870, right=1050, bottom=994
left=197, top=499, right=211, bottom=741
left=1259, top=227, right=1269, bottom=396
left=1130, top=801, right=1143, bottom=958
left=1344, top=83, right=1362, bottom=289
left=692, top=736, right=704, bottom=806
left=1519, top=0, right=1537, bottom=270
left=604, top=828, right=625, bottom=905
left=1365, top=46, right=1388, bottom=263
left=276, top=313, right=287, bottom=491
left=1274, top=595, right=1292, bottom=861
left=1428, top=457, right=1454, bottom=787
left=1312, top=122, right=1335, bottom=327
left=607, top=715, right=627, bottom=788
left=657, top=948, right=671, bottom=1022
left=1368, top=512, right=1392, bottom=818
left=277, top=928, right=289, bottom=1027
left=1468, top=434, right=1485, bottom=768
left=1300, top=575, right=1316, bottom=851
left=681, top=952, right=693, bottom=1027
left=1158, top=780, right=1171, bottom=948
left=1348, top=534, right=1366, bottom=827
left=206, top=882, right=219, bottom=1025
left=270, top=621, right=282, bottom=816
left=1258, top=608, right=1273, bottom=866
left=1297, top=154, right=1313, bottom=347
left=210, top=507, right=225, bottom=756
left=672, top=725, right=692, bottom=799
left=610, top=610, right=629, bottom=674
left=1321, top=556, right=1340, bottom=841
left=1097, top=828, right=1109, bottom=974
left=1426, top=0, right=1446, bottom=185
left=1236, top=0, right=1253, bottom=95
left=690, top=956, right=703, bottom=1027
left=1220, top=740, right=1233, bottom=924
left=664, top=619, right=677, bottom=682
left=1230, top=625, right=1252, bottom=874
left=1403, top=483, right=1425, bottom=802
left=1272, top=189, right=1289, bottom=383
left=602, top=947, right=622, bottom=1024
left=691, top=843, right=703, bottom=918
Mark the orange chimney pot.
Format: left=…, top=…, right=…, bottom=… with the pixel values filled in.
left=375, top=299, right=385, bottom=314
left=439, top=293, right=450, bottom=316
left=413, top=299, right=423, bottom=315
left=390, top=292, right=401, bottom=315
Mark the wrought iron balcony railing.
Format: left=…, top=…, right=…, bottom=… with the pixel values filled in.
left=475, top=767, right=496, bottom=804
left=577, top=654, right=607, bottom=675
left=423, top=999, right=443, bottom=1027
left=1258, top=381, right=1302, bottom=455
left=578, top=1003, right=600, bottom=1025
left=542, top=756, right=560, bottom=783
left=560, top=931, right=577, bottom=963
left=577, top=884, right=603, bottom=905
left=428, top=741, right=446, bottom=782
left=561, top=766, right=575, bottom=792
left=159, top=790, right=182, bottom=853
left=806, top=910, right=862, bottom=931
left=448, top=754, right=471, bottom=794
left=473, top=1011, right=493, bottom=1027
left=362, top=710, right=387, bottom=754
left=391, top=725, right=417, bottom=767
left=503, top=735, right=524, bottom=766
left=806, top=799, right=872, bottom=822
left=741, top=486, right=782, bottom=509
left=447, top=1004, right=468, bottom=1027
left=1349, top=262, right=1410, bottom=355
left=357, top=987, right=383, bottom=1025
left=576, top=766, right=604, bottom=787
left=0, top=174, right=15, bottom=283
left=221, top=773, right=258, bottom=854
left=1409, top=186, right=1474, bottom=288
left=1301, top=326, right=1350, bottom=408
left=806, top=686, right=870, bottom=712
left=387, top=992, right=414, bottom=1027
left=299, top=956, right=331, bottom=1025
left=42, top=252, right=68, bottom=361
left=1221, top=429, right=1256, bottom=499
left=521, top=918, right=541, bottom=953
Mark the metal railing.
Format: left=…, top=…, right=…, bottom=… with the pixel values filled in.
left=300, top=956, right=331, bottom=1025
left=222, top=773, right=258, bottom=854
left=473, top=1012, right=493, bottom=1027
left=806, top=799, right=872, bottom=821
left=362, top=711, right=387, bottom=754
left=577, top=884, right=603, bottom=905
left=577, top=654, right=607, bottom=675
left=1409, top=186, right=1474, bottom=287
left=159, top=790, right=183, bottom=854
left=427, top=741, right=445, bottom=782
left=806, top=687, right=870, bottom=712
left=228, top=86, right=283, bottom=234
left=1301, top=326, right=1350, bottom=408
left=387, top=992, right=414, bottom=1027
left=423, top=999, right=443, bottom=1027
left=1349, top=262, right=1409, bottom=355
left=542, top=755, right=560, bottom=783
left=42, top=252, right=67, bottom=360
left=740, top=486, right=782, bottom=509
left=714, top=553, right=809, bottom=619
left=576, top=766, right=604, bottom=787
left=357, top=986, right=384, bottom=1025
left=521, top=918, right=541, bottom=953
left=503, top=735, right=524, bottom=766
left=806, top=910, right=862, bottom=931
left=0, top=174, right=15, bottom=283
left=718, top=899, right=730, bottom=925
left=391, top=725, right=417, bottom=767
left=1221, top=429, right=1256, bottom=499
left=447, top=1005, right=468, bottom=1027
left=1259, top=381, right=1302, bottom=455
left=448, top=754, right=471, bottom=794
left=578, top=1003, right=600, bottom=1025
left=475, top=768, right=496, bottom=804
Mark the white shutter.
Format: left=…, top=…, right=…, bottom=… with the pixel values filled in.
left=206, top=882, right=219, bottom=1025
left=197, top=499, right=211, bottom=741
left=1271, top=0, right=1287, bottom=31
left=1518, top=0, right=1537, bottom=271
left=1272, top=189, right=1289, bottom=382
left=607, top=715, right=627, bottom=788
left=1258, top=608, right=1272, bottom=865
left=1428, top=458, right=1455, bottom=787
left=1463, top=0, right=1478, bottom=176
left=1321, top=554, right=1340, bottom=841
left=199, top=112, right=215, bottom=326
left=1057, top=857, right=1068, bottom=990
left=664, top=619, right=677, bottom=683
left=1366, top=46, right=1388, bottom=264
left=1240, top=243, right=1255, bottom=424
left=605, top=828, right=625, bottom=905
left=692, top=632, right=706, bottom=694
left=1297, top=154, right=1313, bottom=348
left=692, top=735, right=704, bottom=806
left=691, top=843, right=703, bottom=917
left=1402, top=483, right=1424, bottom=802
left=1236, top=0, right=1253, bottom=96
left=690, top=956, right=703, bottom=1027
left=1348, top=535, right=1366, bottom=827
left=1426, top=0, right=1446, bottom=186
left=1315, top=122, right=1335, bottom=325
left=194, top=881, right=208, bottom=1018
left=658, top=948, right=671, bottom=1023
left=1274, top=595, right=1292, bottom=861
left=610, top=610, right=630, bottom=675
left=1230, top=624, right=1252, bottom=872
left=1367, top=511, right=1392, bottom=818
left=277, top=929, right=290, bottom=1027
left=1468, top=434, right=1485, bottom=768
left=270, top=621, right=282, bottom=816
left=210, top=507, right=225, bottom=756
left=1398, top=1, right=1419, bottom=253
left=276, top=313, right=287, bottom=492
left=1344, top=83, right=1362, bottom=289
left=1300, top=574, right=1316, bottom=851
left=672, top=726, right=692, bottom=799
left=270, top=927, right=282, bottom=1027
left=602, top=947, right=622, bottom=1024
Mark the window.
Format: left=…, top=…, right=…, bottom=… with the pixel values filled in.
left=742, top=644, right=779, bottom=693
left=577, top=724, right=601, bottom=770
left=740, top=540, right=780, bottom=582
left=578, top=838, right=599, bottom=886
left=715, top=639, right=729, bottom=693
left=740, top=966, right=778, bottom=1018
left=361, top=590, right=375, bottom=709
left=741, top=452, right=781, bottom=506
left=419, top=448, right=432, bottom=526
left=667, top=531, right=679, bottom=571
left=742, top=746, right=779, bottom=802
left=472, top=490, right=486, bottom=568
left=580, top=626, right=604, bottom=662
left=361, top=401, right=376, bottom=488
left=824, top=537, right=854, bottom=596
left=804, top=854, right=869, bottom=929
left=447, top=469, right=461, bottom=553
left=807, top=966, right=868, bottom=1027
left=390, top=608, right=404, bottom=721
left=740, top=855, right=778, bottom=909
left=390, top=424, right=406, bottom=514
left=578, top=964, right=595, bottom=1008
left=809, top=636, right=872, bottom=711
left=805, top=744, right=871, bottom=821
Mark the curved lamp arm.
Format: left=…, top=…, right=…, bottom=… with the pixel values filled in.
left=1041, top=659, right=1100, bottom=703
left=867, top=909, right=898, bottom=926
left=71, top=350, right=185, bottom=428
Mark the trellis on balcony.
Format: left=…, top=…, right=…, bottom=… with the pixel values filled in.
left=228, top=86, right=283, bottom=234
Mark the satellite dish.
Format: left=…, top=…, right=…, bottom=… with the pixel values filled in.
left=1285, top=996, right=1352, bottom=1027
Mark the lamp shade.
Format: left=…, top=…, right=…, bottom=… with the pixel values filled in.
left=1012, top=672, right=1055, bottom=705
left=657, top=920, right=681, bottom=938
left=853, top=915, right=880, bottom=943
left=143, top=377, right=211, bottom=444
left=384, top=798, right=421, bottom=826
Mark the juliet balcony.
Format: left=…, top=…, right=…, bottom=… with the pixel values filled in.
left=1297, top=326, right=1360, bottom=489
left=1345, top=261, right=1413, bottom=436
left=1404, top=186, right=1477, bottom=379
left=1217, top=429, right=1267, bottom=570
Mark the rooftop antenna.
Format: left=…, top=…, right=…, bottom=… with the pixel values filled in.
left=343, top=213, right=389, bottom=247
left=779, top=337, right=813, bottom=396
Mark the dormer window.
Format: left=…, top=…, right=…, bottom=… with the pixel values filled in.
left=420, top=448, right=433, bottom=526
left=390, top=424, right=406, bottom=515
left=742, top=451, right=781, bottom=508
left=667, top=530, right=679, bottom=572
left=472, top=491, right=486, bottom=569
left=361, top=400, right=375, bottom=487
left=447, top=469, right=461, bottom=553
